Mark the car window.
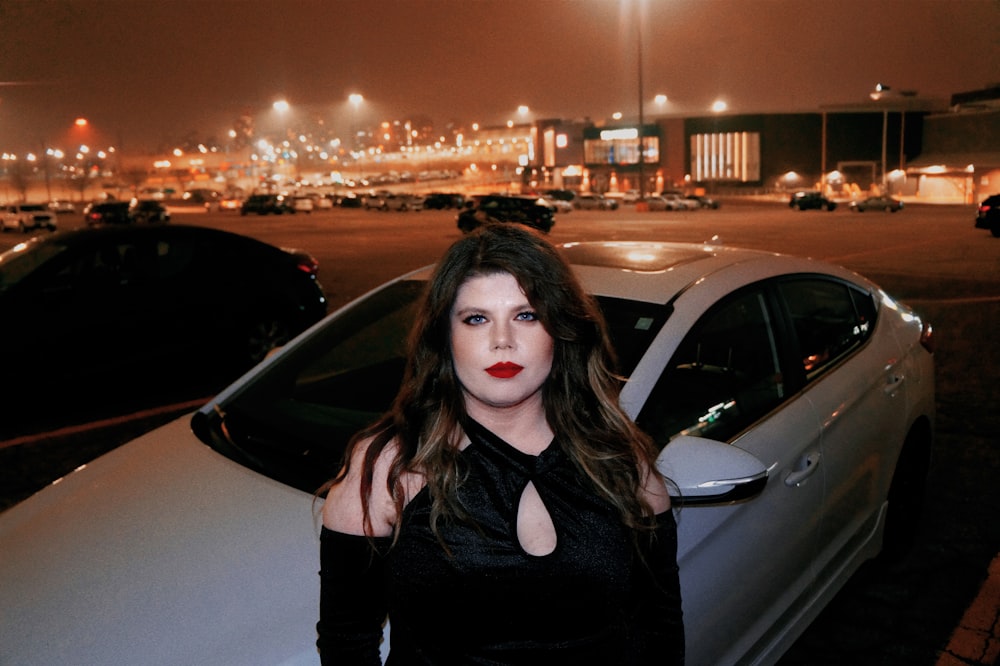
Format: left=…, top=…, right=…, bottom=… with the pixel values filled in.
left=637, top=287, right=785, bottom=446
left=195, top=281, right=669, bottom=494
left=778, top=277, right=876, bottom=380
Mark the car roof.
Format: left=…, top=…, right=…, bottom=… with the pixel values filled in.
left=558, top=240, right=855, bottom=304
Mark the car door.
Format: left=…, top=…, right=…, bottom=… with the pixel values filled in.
left=776, top=277, right=905, bottom=574
left=633, top=284, right=825, bottom=665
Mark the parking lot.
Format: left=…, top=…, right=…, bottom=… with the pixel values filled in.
left=2, top=199, right=998, bottom=664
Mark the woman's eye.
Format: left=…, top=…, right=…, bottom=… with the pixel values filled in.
left=463, top=314, right=487, bottom=325
left=516, top=311, right=539, bottom=321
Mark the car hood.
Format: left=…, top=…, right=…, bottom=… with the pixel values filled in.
left=0, top=415, right=322, bottom=665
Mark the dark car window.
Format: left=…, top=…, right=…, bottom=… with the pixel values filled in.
left=637, top=287, right=785, bottom=447
left=194, top=280, right=669, bottom=494
left=778, top=277, right=876, bottom=380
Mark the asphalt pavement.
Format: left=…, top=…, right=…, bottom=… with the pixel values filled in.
left=2, top=200, right=998, bottom=664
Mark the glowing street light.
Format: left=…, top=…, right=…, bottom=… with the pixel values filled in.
left=272, top=99, right=290, bottom=113
left=654, top=94, right=668, bottom=106
left=711, top=99, right=728, bottom=113
left=348, top=93, right=365, bottom=178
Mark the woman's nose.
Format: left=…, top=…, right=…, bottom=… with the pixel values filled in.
left=492, top=321, right=513, bottom=349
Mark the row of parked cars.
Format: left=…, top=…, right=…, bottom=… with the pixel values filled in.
left=2, top=197, right=173, bottom=233
left=789, top=190, right=906, bottom=213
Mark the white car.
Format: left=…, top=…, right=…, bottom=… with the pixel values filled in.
left=290, top=196, right=314, bottom=214
left=539, top=196, right=573, bottom=213
left=0, top=241, right=935, bottom=665
left=660, top=193, right=700, bottom=210
left=573, top=193, right=619, bottom=210
left=2, top=203, right=57, bottom=232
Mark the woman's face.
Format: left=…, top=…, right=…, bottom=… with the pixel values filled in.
left=450, top=271, right=554, bottom=417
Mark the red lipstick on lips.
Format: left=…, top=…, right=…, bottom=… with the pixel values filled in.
left=486, top=362, right=524, bottom=378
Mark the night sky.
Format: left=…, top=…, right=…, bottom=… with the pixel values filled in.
left=2, top=0, right=998, bottom=154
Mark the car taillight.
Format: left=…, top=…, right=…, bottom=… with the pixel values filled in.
left=980, top=204, right=991, bottom=214
left=920, top=322, right=934, bottom=353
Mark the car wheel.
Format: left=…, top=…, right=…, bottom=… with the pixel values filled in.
left=244, top=315, right=293, bottom=366
left=885, top=206, right=893, bottom=213
left=991, top=224, right=1000, bottom=238
left=878, top=422, right=932, bottom=565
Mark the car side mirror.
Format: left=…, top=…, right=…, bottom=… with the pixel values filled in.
left=656, top=435, right=768, bottom=506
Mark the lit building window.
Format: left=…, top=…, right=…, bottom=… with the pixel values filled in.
left=690, top=132, right=760, bottom=182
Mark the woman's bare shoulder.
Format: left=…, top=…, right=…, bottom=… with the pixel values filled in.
left=321, top=435, right=400, bottom=536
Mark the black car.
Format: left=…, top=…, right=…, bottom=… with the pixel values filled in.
left=975, top=194, right=1000, bottom=237
left=0, top=225, right=327, bottom=435
left=83, top=201, right=133, bottom=226
left=240, top=194, right=294, bottom=215
left=130, top=199, right=171, bottom=224
left=456, top=195, right=556, bottom=233
left=789, top=191, right=837, bottom=211
left=422, top=192, right=465, bottom=209
left=685, top=194, right=720, bottom=209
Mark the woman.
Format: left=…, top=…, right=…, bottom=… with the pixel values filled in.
left=318, top=223, right=683, bottom=665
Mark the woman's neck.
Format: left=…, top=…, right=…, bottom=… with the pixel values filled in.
left=465, top=398, right=552, bottom=456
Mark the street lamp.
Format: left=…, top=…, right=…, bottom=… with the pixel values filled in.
left=629, top=0, right=647, bottom=208
left=348, top=93, right=364, bottom=179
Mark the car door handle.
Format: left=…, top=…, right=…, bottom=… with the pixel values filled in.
left=784, top=451, right=822, bottom=487
left=883, top=373, right=905, bottom=395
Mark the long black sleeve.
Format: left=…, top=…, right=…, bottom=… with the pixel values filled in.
left=633, top=510, right=685, bottom=666
left=317, top=527, right=392, bottom=665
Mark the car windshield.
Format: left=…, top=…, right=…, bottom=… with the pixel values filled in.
left=193, top=277, right=669, bottom=494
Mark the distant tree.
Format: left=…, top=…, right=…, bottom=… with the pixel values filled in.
left=6, top=161, right=31, bottom=201
left=121, top=167, right=148, bottom=197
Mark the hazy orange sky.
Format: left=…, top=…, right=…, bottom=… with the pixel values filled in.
left=2, top=0, right=998, bottom=152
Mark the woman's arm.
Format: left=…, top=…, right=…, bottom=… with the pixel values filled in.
left=317, top=438, right=398, bottom=664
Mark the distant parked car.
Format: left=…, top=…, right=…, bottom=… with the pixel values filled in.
left=660, top=193, right=700, bottom=210
left=850, top=196, right=903, bottom=213
left=541, top=188, right=576, bottom=203
left=0, top=224, right=327, bottom=430
left=974, top=194, right=999, bottom=237
left=381, top=193, right=423, bottom=211
left=48, top=200, right=77, bottom=215
left=574, top=193, right=619, bottom=210
left=790, top=191, right=838, bottom=211
left=290, top=196, right=314, bottom=214
left=182, top=189, right=221, bottom=206
left=539, top=196, right=573, bottom=213
left=456, top=194, right=555, bottom=233
left=639, top=195, right=673, bottom=211
left=338, top=193, right=362, bottom=208
left=129, top=199, right=171, bottom=224
left=422, top=192, right=466, bottom=209
left=685, top=194, right=720, bottom=209
left=83, top=201, right=133, bottom=226
left=240, top=194, right=294, bottom=215
left=2, top=203, right=57, bottom=232
left=363, top=191, right=392, bottom=210
left=218, top=195, right=242, bottom=211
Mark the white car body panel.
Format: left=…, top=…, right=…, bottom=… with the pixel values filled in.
left=0, top=418, right=322, bottom=665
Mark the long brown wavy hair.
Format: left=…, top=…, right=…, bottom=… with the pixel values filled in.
left=325, top=223, right=664, bottom=539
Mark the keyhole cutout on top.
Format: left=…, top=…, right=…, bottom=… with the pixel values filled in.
left=516, top=481, right=557, bottom=556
